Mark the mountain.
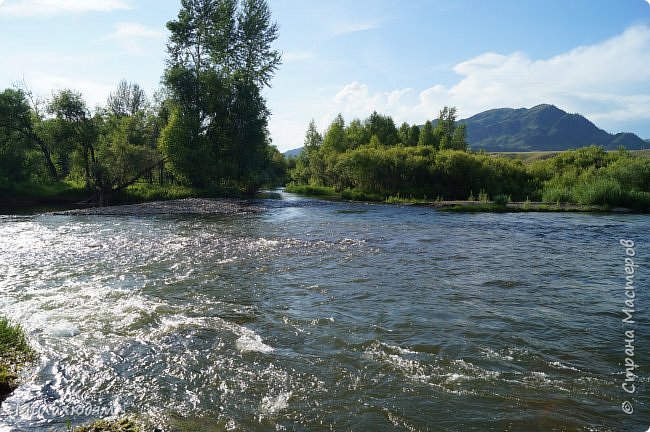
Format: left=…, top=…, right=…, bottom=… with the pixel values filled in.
left=283, top=147, right=303, bottom=158
left=460, top=104, right=647, bottom=151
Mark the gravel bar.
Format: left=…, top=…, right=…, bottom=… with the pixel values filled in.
left=51, top=198, right=264, bottom=216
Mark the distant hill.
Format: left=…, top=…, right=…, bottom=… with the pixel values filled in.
left=459, top=104, right=647, bottom=151
left=283, top=147, right=302, bottom=158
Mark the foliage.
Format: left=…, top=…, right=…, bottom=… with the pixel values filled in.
left=288, top=110, right=650, bottom=212
left=0, top=316, right=35, bottom=398
left=0, top=0, right=287, bottom=207
left=161, top=0, right=282, bottom=193
left=285, top=184, right=336, bottom=197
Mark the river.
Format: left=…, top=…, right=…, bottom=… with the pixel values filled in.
left=0, top=192, right=648, bottom=431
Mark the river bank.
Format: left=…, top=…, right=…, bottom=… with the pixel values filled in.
left=0, top=318, right=34, bottom=404
left=283, top=185, right=637, bottom=213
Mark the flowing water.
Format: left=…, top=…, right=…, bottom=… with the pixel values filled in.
left=0, top=192, right=648, bottom=431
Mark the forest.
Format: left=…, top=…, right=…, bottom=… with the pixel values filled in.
left=289, top=109, right=650, bottom=211
left=0, top=0, right=287, bottom=207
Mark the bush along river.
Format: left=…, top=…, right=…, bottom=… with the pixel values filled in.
left=0, top=191, right=648, bottom=431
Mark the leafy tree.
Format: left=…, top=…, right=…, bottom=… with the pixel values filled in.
left=0, top=88, right=58, bottom=179
left=407, top=124, right=420, bottom=147
left=292, top=120, right=324, bottom=184
left=449, top=123, right=468, bottom=151
left=367, top=111, right=399, bottom=146
left=162, top=0, right=281, bottom=192
left=107, top=80, right=147, bottom=117
left=398, top=122, right=410, bottom=145
left=436, top=106, right=457, bottom=150
left=47, top=89, right=97, bottom=186
left=346, top=118, right=370, bottom=149
left=321, top=114, right=347, bottom=154
left=418, top=120, right=437, bottom=148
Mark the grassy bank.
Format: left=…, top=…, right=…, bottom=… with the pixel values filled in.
left=284, top=185, right=621, bottom=213
left=0, top=181, right=87, bottom=208
left=0, top=180, right=252, bottom=213
left=73, top=418, right=140, bottom=432
left=0, top=317, right=34, bottom=401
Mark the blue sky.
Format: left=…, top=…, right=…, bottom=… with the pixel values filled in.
left=1, top=0, right=649, bottom=151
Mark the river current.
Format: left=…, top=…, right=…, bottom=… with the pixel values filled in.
left=0, top=192, right=648, bottom=431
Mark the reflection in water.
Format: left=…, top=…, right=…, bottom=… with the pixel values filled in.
left=0, top=196, right=648, bottom=431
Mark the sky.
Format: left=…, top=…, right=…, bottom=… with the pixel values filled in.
left=1, top=0, right=650, bottom=152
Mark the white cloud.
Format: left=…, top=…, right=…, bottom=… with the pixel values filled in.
left=107, top=22, right=165, bottom=54
left=327, top=25, right=650, bottom=132
left=0, top=0, right=132, bottom=17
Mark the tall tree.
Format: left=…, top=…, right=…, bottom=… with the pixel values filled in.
left=418, top=120, right=437, bottom=148
left=0, top=88, right=58, bottom=179
left=407, top=124, right=420, bottom=147
left=346, top=118, right=370, bottom=150
left=436, top=106, right=457, bottom=150
left=48, top=89, right=97, bottom=186
left=398, top=122, right=410, bottom=145
left=107, top=80, right=147, bottom=117
left=366, top=111, right=399, bottom=147
left=321, top=114, right=347, bottom=154
left=162, top=0, right=281, bottom=191
left=450, top=123, right=468, bottom=151
left=292, top=119, right=324, bottom=184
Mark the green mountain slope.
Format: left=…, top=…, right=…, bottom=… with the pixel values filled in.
left=462, top=104, right=647, bottom=151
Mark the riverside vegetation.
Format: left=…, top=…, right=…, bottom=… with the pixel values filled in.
left=0, top=316, right=34, bottom=401
left=0, top=0, right=287, bottom=209
left=288, top=109, right=650, bottom=212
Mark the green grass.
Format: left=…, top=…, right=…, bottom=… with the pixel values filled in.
left=0, top=316, right=35, bottom=399
left=284, top=184, right=338, bottom=197
left=340, top=189, right=383, bottom=202
left=440, top=203, right=513, bottom=213
left=73, top=418, right=140, bottom=432
left=0, top=180, right=87, bottom=205
left=115, top=182, right=206, bottom=203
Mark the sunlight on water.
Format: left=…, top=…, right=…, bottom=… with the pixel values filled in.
left=0, top=197, right=648, bottom=431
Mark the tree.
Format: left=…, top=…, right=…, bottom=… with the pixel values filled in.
left=346, top=118, right=370, bottom=150
left=407, top=124, right=420, bottom=147
left=0, top=88, right=58, bottom=179
left=162, top=0, right=281, bottom=191
left=450, top=123, right=468, bottom=151
left=367, top=111, right=399, bottom=147
left=236, top=0, right=281, bottom=87
left=398, top=122, right=410, bottom=145
left=291, top=119, right=324, bottom=184
left=436, top=106, right=457, bottom=150
left=418, top=120, right=437, bottom=148
left=48, top=89, right=97, bottom=187
left=107, top=80, right=147, bottom=117
left=321, top=114, right=347, bottom=154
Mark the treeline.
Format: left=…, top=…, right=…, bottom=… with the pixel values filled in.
left=290, top=110, right=650, bottom=211
left=0, top=0, right=287, bottom=206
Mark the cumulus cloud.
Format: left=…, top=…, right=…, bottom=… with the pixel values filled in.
left=0, top=0, right=132, bottom=17
left=107, top=22, right=165, bottom=54
left=330, top=25, right=650, bottom=131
